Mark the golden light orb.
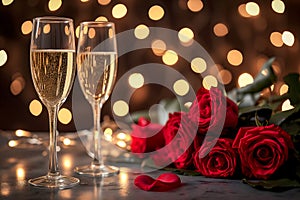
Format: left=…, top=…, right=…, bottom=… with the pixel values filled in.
left=178, top=27, right=194, bottom=43
left=238, top=73, right=254, bottom=88
left=148, top=5, right=164, bottom=21
left=271, top=0, right=285, bottom=14
left=162, top=50, right=178, bottom=66
left=227, top=49, right=243, bottom=66
left=213, top=23, right=228, bottom=37
left=112, top=4, right=127, bottom=19
left=270, top=32, right=283, bottom=47
left=187, top=0, right=203, bottom=12
left=58, top=108, right=72, bottom=125
left=245, top=2, right=260, bottom=16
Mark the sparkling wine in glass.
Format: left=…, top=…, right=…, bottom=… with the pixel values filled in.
left=28, top=16, right=79, bottom=189
left=75, top=21, right=119, bottom=177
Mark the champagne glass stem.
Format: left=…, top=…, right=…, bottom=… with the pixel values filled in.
left=48, top=105, right=60, bottom=177
left=92, top=101, right=103, bottom=167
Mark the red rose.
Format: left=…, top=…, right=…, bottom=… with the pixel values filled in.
left=193, top=138, right=237, bottom=178
left=130, top=119, right=165, bottom=154
left=152, top=112, right=197, bottom=169
left=163, top=112, right=183, bottom=144
left=189, top=87, right=238, bottom=135
left=232, top=124, right=294, bottom=180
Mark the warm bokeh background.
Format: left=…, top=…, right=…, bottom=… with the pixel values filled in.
left=0, top=0, right=299, bottom=132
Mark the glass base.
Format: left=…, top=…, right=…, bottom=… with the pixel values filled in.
left=74, top=164, right=119, bottom=177
left=28, top=175, right=80, bottom=189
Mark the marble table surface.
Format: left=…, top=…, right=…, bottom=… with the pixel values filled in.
left=0, top=130, right=299, bottom=200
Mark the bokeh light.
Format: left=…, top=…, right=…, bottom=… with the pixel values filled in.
left=178, top=27, right=194, bottom=43
left=29, top=99, right=43, bottom=116
left=113, top=100, right=129, bottom=117
left=75, top=26, right=80, bottom=38
left=213, top=23, right=229, bottom=37
left=88, top=28, right=96, bottom=39
left=97, top=0, right=111, bottom=5
left=10, top=74, right=25, bottom=95
left=202, top=75, right=218, bottom=89
left=16, top=167, right=25, bottom=181
left=64, top=25, right=70, bottom=36
left=151, top=39, right=166, bottom=56
left=162, top=50, right=178, bottom=66
left=227, top=49, right=243, bottom=66
left=238, top=4, right=251, bottom=18
left=58, top=108, right=72, bottom=124
left=190, top=57, right=207, bottom=73
left=0, top=50, right=8, bottom=67
left=245, top=2, right=260, bottom=16
left=173, top=79, right=189, bottom=96
left=8, top=140, right=18, bottom=147
left=187, top=0, right=204, bottom=12
left=15, top=129, right=31, bottom=137
left=134, top=24, right=150, bottom=40
left=282, top=31, right=295, bottom=46
left=279, top=83, right=288, bottom=95
left=271, top=0, right=285, bottom=14
left=104, top=127, right=113, bottom=141
left=95, top=16, right=108, bottom=22
left=2, top=0, right=13, bottom=6
left=83, top=25, right=88, bottom=35
left=184, top=102, right=193, bottom=109
left=270, top=32, right=283, bottom=47
left=282, top=99, right=294, bottom=111
left=43, top=24, right=51, bottom=34
left=116, top=140, right=127, bottom=148
left=270, top=84, right=275, bottom=92
left=148, top=5, right=164, bottom=21
left=238, top=73, right=254, bottom=88
left=112, top=4, right=127, bottom=19
left=61, top=155, right=73, bottom=170
left=218, top=69, right=232, bottom=85
left=21, top=20, right=32, bottom=35
left=48, top=0, right=62, bottom=12
left=128, top=73, right=144, bottom=89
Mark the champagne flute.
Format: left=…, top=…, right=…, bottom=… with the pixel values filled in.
left=29, top=16, right=79, bottom=188
left=75, top=21, right=119, bottom=177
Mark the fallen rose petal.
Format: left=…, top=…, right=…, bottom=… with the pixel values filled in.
left=134, top=175, right=156, bottom=191
left=134, top=173, right=181, bottom=192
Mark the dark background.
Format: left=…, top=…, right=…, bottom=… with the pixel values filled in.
left=0, top=0, right=299, bottom=132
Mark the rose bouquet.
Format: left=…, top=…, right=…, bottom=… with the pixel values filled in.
left=129, top=58, right=300, bottom=189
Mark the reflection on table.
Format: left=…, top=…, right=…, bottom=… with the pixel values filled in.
left=0, top=130, right=299, bottom=200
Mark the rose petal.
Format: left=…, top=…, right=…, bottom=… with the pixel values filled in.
left=134, top=173, right=181, bottom=192
left=134, top=175, right=156, bottom=191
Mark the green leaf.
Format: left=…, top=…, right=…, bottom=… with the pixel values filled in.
left=242, top=178, right=300, bottom=191
left=283, top=73, right=300, bottom=106
left=238, top=105, right=272, bottom=127
left=269, top=105, right=300, bottom=126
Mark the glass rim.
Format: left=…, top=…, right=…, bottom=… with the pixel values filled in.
left=33, top=16, right=73, bottom=23
left=80, top=21, right=115, bottom=27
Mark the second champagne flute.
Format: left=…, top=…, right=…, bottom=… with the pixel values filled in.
left=75, top=21, right=119, bottom=177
